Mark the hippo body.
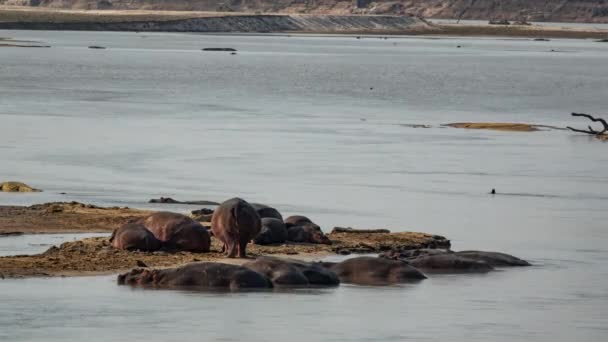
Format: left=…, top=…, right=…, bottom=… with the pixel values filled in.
left=117, top=262, right=272, bottom=290
left=284, top=215, right=317, bottom=228
left=287, top=225, right=331, bottom=245
left=380, top=248, right=452, bottom=260
left=110, top=223, right=162, bottom=251
left=408, top=254, right=494, bottom=273
left=253, top=218, right=287, bottom=245
left=251, top=203, right=283, bottom=221
left=325, top=257, right=426, bottom=285
left=138, top=212, right=210, bottom=252
left=211, top=198, right=261, bottom=258
left=243, top=256, right=339, bottom=287
left=454, top=251, right=531, bottom=266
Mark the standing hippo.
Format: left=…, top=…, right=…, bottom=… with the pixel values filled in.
left=138, top=212, right=210, bottom=253
left=211, top=198, right=261, bottom=258
left=323, top=256, right=426, bottom=285
left=253, top=218, right=288, bottom=245
left=109, top=222, right=162, bottom=252
left=251, top=203, right=283, bottom=221
left=117, top=262, right=273, bottom=291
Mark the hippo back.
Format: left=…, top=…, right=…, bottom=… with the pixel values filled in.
left=211, top=198, right=262, bottom=242
left=329, top=257, right=426, bottom=285
left=139, top=212, right=210, bottom=252
left=110, top=222, right=162, bottom=252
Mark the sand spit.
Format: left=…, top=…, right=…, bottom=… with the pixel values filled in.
left=0, top=202, right=151, bottom=234
left=445, top=122, right=541, bottom=132
left=0, top=231, right=449, bottom=278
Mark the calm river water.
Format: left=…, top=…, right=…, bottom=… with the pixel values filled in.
left=1, top=30, right=607, bottom=341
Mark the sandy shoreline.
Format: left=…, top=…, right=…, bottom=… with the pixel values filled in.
left=1, top=7, right=607, bottom=39
left=0, top=202, right=450, bottom=278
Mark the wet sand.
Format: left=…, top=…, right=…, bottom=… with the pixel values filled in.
left=0, top=202, right=449, bottom=278
left=446, top=122, right=541, bottom=132
left=0, top=202, right=151, bottom=234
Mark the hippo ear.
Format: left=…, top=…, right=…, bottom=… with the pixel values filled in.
left=109, top=229, right=117, bottom=242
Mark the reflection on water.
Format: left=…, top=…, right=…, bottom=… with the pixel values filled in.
left=1, top=30, right=607, bottom=341
left=0, top=253, right=606, bottom=342
left=0, top=233, right=109, bottom=257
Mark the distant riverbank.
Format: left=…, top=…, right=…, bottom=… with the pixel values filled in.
left=1, top=7, right=608, bottom=38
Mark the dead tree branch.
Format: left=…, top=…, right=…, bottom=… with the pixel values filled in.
left=566, top=113, right=608, bottom=135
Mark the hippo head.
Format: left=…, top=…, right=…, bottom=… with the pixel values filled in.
left=117, top=268, right=158, bottom=286
left=306, top=226, right=332, bottom=245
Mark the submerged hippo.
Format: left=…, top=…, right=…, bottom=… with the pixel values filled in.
left=211, top=197, right=261, bottom=258
left=109, top=222, right=162, bottom=252
left=251, top=203, right=283, bottom=221
left=380, top=248, right=452, bottom=260
left=243, top=256, right=339, bottom=287
left=408, top=254, right=494, bottom=273
left=138, top=212, right=210, bottom=252
left=117, top=262, right=272, bottom=290
left=454, top=251, right=531, bottom=266
left=287, top=224, right=331, bottom=245
left=253, top=218, right=287, bottom=245
left=323, top=257, right=426, bottom=285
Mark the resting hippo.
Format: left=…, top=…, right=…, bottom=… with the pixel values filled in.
left=148, top=197, right=219, bottom=205
left=243, top=256, right=339, bottom=287
left=408, top=254, right=494, bottom=273
left=211, top=198, right=261, bottom=258
left=287, top=225, right=331, bottom=245
left=323, top=257, right=426, bottom=285
left=454, top=251, right=531, bottom=266
left=284, top=215, right=318, bottom=228
left=380, top=248, right=452, bottom=260
left=251, top=203, right=283, bottom=221
left=253, top=218, right=287, bottom=245
left=380, top=248, right=530, bottom=269
left=109, top=222, right=162, bottom=251
left=138, top=212, right=210, bottom=252
left=117, top=262, right=272, bottom=290
left=191, top=208, right=214, bottom=222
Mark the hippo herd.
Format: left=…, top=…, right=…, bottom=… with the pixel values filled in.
left=113, top=196, right=532, bottom=291
left=118, top=249, right=531, bottom=290
left=110, top=197, right=332, bottom=257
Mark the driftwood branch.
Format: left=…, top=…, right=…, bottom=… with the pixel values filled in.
left=566, top=112, right=608, bottom=135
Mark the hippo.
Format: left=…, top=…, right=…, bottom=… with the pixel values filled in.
left=454, top=251, right=531, bottom=266
left=117, top=262, right=273, bottom=291
left=251, top=203, right=283, bottom=221
left=323, top=256, right=426, bottom=285
left=287, top=224, right=331, bottom=245
left=137, top=212, right=210, bottom=253
left=284, top=215, right=318, bottom=228
left=243, top=256, right=339, bottom=287
left=408, top=254, right=494, bottom=273
left=109, top=222, right=162, bottom=252
left=253, top=218, right=287, bottom=245
left=380, top=248, right=452, bottom=260
left=211, top=198, right=261, bottom=258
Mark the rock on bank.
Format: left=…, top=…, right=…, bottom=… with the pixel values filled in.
left=0, top=13, right=430, bottom=33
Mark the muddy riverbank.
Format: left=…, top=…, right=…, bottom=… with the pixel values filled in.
left=0, top=202, right=450, bottom=278
left=1, top=8, right=607, bottom=38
